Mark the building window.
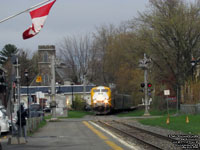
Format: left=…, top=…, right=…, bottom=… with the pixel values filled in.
left=43, top=74, right=49, bottom=85
left=43, top=52, right=48, bottom=62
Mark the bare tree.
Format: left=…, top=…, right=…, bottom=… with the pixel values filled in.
left=58, top=35, right=94, bottom=84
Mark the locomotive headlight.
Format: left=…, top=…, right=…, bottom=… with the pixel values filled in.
left=104, top=99, right=108, bottom=103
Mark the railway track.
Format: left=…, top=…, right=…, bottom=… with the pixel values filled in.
left=112, top=120, right=171, bottom=141
left=97, top=120, right=180, bottom=150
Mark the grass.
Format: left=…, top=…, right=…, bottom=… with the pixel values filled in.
left=44, top=114, right=52, bottom=120
left=58, top=110, right=93, bottom=119
left=139, top=115, right=200, bottom=134
left=150, top=109, right=177, bottom=116
left=28, top=119, right=47, bottom=136
left=117, top=109, right=144, bottom=117
left=38, top=119, right=47, bottom=128
left=117, top=109, right=177, bottom=117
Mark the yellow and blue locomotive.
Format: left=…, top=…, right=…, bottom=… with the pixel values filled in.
left=91, top=86, right=111, bottom=114
left=91, top=86, right=133, bottom=114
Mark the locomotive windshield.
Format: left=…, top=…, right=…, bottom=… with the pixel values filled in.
left=101, top=89, right=108, bottom=92
left=93, top=89, right=100, bottom=92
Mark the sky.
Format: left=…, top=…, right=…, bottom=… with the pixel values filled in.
left=0, top=0, right=149, bottom=54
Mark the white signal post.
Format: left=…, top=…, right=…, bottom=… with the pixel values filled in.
left=139, top=53, right=151, bottom=116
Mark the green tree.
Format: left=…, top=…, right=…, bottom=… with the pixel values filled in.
left=0, top=44, right=18, bottom=65
left=103, top=32, right=145, bottom=104
left=136, top=0, right=200, bottom=105
left=92, top=24, right=118, bottom=84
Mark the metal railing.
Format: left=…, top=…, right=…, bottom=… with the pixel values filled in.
left=26, top=116, right=44, bottom=134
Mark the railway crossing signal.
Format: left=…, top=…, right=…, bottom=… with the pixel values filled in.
left=139, top=53, right=151, bottom=116
left=147, top=83, right=153, bottom=96
left=140, top=83, right=153, bottom=94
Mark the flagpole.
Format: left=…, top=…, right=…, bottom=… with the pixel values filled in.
left=0, top=0, right=52, bottom=24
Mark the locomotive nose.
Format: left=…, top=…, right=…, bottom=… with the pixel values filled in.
left=96, top=95, right=105, bottom=101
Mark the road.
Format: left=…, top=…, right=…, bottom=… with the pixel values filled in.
left=1, top=119, right=136, bottom=150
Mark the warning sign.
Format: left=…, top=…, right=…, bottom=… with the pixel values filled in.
left=36, top=76, right=42, bottom=83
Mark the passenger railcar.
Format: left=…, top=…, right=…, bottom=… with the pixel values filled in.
left=91, top=86, right=133, bottom=114
left=112, top=94, right=132, bottom=110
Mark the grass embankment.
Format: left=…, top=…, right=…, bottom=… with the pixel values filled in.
left=139, top=115, right=200, bottom=134
left=117, top=109, right=176, bottom=117
left=117, top=109, right=144, bottom=117
left=117, top=109, right=200, bottom=134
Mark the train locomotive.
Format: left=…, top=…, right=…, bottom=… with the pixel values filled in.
left=91, top=86, right=133, bottom=114
left=91, top=86, right=111, bottom=114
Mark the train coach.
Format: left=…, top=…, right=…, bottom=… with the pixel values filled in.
left=91, top=86, right=133, bottom=114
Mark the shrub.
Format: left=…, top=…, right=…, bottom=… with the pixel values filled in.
left=73, top=95, right=86, bottom=111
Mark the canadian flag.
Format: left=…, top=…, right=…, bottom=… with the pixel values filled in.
left=23, top=0, right=56, bottom=40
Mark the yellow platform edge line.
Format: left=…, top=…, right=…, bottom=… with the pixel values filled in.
left=105, top=140, right=123, bottom=150
left=83, top=121, right=124, bottom=150
left=83, top=121, right=108, bottom=140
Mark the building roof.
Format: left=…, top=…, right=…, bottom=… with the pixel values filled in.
left=20, top=85, right=94, bottom=95
left=56, top=67, right=71, bottom=82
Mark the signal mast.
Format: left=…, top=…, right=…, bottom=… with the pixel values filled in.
left=139, top=53, right=152, bottom=116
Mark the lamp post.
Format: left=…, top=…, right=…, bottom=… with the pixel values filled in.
left=24, top=69, right=31, bottom=128
left=15, top=56, right=22, bottom=137
left=56, top=81, right=61, bottom=94
left=191, top=58, right=196, bottom=81
left=24, top=69, right=29, bottom=108
left=71, top=83, right=74, bottom=108
left=58, top=81, right=61, bottom=94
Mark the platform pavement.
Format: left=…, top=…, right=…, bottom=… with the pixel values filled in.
left=1, top=119, right=135, bottom=150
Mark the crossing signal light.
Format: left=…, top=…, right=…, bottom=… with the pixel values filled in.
left=140, top=83, right=145, bottom=92
left=141, top=83, right=145, bottom=88
left=147, top=83, right=152, bottom=88
left=147, top=83, right=153, bottom=96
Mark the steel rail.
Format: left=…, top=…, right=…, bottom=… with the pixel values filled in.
left=98, top=120, right=164, bottom=150
left=113, top=120, right=173, bottom=142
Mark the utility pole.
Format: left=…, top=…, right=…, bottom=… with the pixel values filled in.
left=8, top=64, right=15, bottom=136
left=139, top=53, right=151, bottom=116
left=83, top=74, right=86, bottom=101
left=16, top=57, right=22, bottom=137
left=51, top=55, right=56, bottom=117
